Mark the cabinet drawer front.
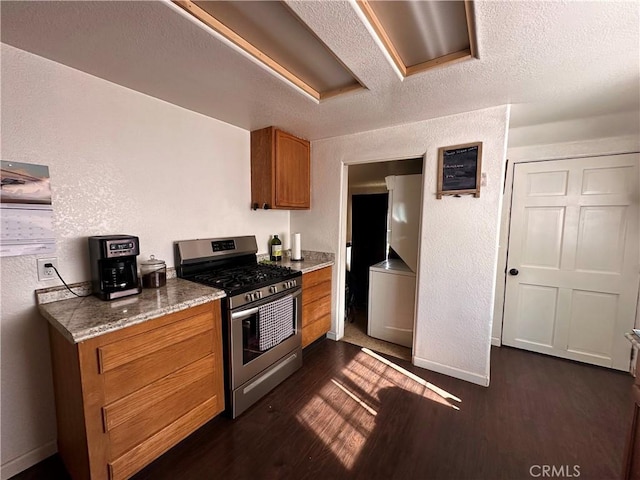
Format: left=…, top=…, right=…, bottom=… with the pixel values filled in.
left=303, top=267, right=332, bottom=289
left=302, top=314, right=331, bottom=348
left=103, top=330, right=214, bottom=404
left=105, top=355, right=218, bottom=458
left=98, top=311, right=213, bottom=373
left=302, top=295, right=331, bottom=327
left=304, top=280, right=331, bottom=305
left=108, top=396, right=220, bottom=480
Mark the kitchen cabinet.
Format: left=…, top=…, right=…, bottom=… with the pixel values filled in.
left=301, top=266, right=332, bottom=347
left=251, top=126, right=310, bottom=210
left=48, top=301, right=224, bottom=480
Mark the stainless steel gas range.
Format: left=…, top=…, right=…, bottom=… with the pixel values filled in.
left=174, top=235, right=302, bottom=418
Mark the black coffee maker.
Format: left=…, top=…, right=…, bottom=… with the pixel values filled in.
left=89, top=235, right=142, bottom=300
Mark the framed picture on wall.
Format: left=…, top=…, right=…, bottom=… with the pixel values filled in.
left=436, top=142, right=483, bottom=199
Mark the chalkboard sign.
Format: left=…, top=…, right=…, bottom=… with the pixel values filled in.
left=436, top=142, right=483, bottom=199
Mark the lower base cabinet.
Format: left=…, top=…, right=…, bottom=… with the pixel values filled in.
left=302, top=266, right=332, bottom=348
left=48, top=301, right=225, bottom=480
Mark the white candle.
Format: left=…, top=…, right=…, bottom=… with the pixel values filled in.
left=292, top=233, right=302, bottom=260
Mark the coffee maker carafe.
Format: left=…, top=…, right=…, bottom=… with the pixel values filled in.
left=89, top=235, right=142, bottom=300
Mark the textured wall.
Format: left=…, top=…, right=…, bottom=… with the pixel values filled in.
left=291, top=105, right=510, bottom=386
left=0, top=44, right=288, bottom=477
left=508, top=112, right=640, bottom=148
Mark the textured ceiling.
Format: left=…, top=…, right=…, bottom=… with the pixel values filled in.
left=1, top=0, right=638, bottom=141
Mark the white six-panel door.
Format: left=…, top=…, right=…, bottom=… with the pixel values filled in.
left=502, top=154, right=639, bottom=370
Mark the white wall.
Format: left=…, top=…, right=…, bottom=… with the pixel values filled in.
left=0, top=44, right=289, bottom=478
left=508, top=111, right=640, bottom=149
left=291, top=105, right=510, bottom=387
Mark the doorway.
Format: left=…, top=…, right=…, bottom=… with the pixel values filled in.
left=501, top=153, right=639, bottom=370
left=341, top=157, right=423, bottom=361
left=350, top=193, right=388, bottom=308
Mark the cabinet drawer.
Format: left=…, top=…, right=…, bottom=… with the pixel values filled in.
left=302, top=295, right=331, bottom=327
left=108, top=396, right=220, bottom=480
left=303, top=267, right=332, bottom=289
left=304, top=280, right=331, bottom=305
left=302, top=314, right=331, bottom=348
left=103, top=329, right=215, bottom=404
left=105, top=354, right=218, bottom=459
left=97, top=310, right=214, bottom=374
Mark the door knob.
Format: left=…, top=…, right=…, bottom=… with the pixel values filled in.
left=509, top=268, right=519, bottom=276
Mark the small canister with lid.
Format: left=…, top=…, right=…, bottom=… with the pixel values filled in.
left=140, top=255, right=167, bottom=288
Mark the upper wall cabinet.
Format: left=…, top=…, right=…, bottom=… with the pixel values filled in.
left=251, top=127, right=310, bottom=210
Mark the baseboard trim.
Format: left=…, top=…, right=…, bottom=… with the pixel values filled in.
left=491, top=336, right=502, bottom=347
left=326, top=331, right=338, bottom=341
left=1, top=441, right=57, bottom=480
left=412, top=356, right=490, bottom=387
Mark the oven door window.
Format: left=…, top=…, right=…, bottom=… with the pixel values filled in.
left=239, top=300, right=296, bottom=365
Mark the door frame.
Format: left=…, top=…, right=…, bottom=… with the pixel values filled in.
left=333, top=153, right=426, bottom=358
left=492, top=136, right=640, bottom=347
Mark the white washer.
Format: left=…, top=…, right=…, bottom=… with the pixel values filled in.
left=367, top=258, right=416, bottom=348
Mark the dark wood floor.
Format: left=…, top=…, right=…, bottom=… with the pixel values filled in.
left=13, top=340, right=633, bottom=480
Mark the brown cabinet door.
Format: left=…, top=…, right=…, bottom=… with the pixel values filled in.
left=274, top=129, right=310, bottom=209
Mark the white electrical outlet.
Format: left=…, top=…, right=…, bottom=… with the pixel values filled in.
left=37, top=258, right=58, bottom=281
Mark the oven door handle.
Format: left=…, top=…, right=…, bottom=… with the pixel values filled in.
left=230, top=289, right=301, bottom=321
left=231, top=307, right=260, bottom=320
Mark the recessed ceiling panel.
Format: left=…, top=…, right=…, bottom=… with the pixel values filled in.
left=178, top=0, right=364, bottom=101
left=357, top=0, right=477, bottom=77
left=368, top=1, right=469, bottom=66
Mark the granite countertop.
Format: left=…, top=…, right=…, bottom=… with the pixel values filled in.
left=37, top=277, right=225, bottom=344
left=259, top=250, right=334, bottom=274
left=37, top=250, right=333, bottom=344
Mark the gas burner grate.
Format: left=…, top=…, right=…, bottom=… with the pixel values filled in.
left=191, top=263, right=295, bottom=292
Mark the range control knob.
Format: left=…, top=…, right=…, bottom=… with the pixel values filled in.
left=256, top=291, right=263, bottom=299
left=245, top=293, right=254, bottom=302
left=270, top=286, right=278, bottom=294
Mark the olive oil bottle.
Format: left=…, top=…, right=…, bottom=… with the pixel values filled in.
left=270, top=235, right=282, bottom=261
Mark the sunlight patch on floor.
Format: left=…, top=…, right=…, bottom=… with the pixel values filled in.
left=296, top=377, right=376, bottom=469
left=296, top=347, right=463, bottom=470
left=361, top=347, right=462, bottom=407
left=331, top=378, right=377, bottom=416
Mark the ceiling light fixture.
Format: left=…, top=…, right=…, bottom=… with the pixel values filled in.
left=164, top=0, right=320, bottom=103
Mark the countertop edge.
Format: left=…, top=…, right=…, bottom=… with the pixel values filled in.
left=295, top=260, right=334, bottom=274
